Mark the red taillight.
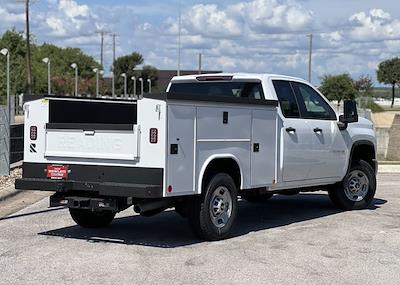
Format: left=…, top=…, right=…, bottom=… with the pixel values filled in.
left=149, top=128, right=158, bottom=144
left=167, top=185, right=173, bottom=193
left=30, top=126, right=37, bottom=140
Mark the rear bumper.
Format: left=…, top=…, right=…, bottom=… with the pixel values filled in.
left=15, top=178, right=163, bottom=198
left=15, top=162, right=164, bottom=199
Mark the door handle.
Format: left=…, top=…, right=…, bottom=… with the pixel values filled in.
left=285, top=127, right=296, bottom=133
left=313, top=128, right=322, bottom=133
left=83, top=130, right=95, bottom=136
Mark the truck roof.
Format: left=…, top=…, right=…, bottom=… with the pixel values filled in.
left=170, top=73, right=308, bottom=84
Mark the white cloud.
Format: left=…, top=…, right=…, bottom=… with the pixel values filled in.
left=2, top=0, right=400, bottom=85
left=182, top=4, right=243, bottom=38
left=231, top=0, right=313, bottom=33
left=58, top=0, right=90, bottom=19
left=0, top=6, right=25, bottom=30
left=41, top=0, right=100, bottom=38
left=349, top=9, right=400, bottom=41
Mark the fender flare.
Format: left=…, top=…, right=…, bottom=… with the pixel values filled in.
left=346, top=140, right=377, bottom=174
left=197, top=154, right=243, bottom=194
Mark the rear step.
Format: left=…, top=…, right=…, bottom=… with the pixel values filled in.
left=50, top=194, right=120, bottom=212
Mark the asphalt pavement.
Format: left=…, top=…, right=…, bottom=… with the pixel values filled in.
left=0, top=174, right=399, bottom=285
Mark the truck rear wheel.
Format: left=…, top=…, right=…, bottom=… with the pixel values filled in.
left=328, top=160, right=376, bottom=210
left=188, top=173, right=238, bottom=241
left=69, top=208, right=116, bottom=228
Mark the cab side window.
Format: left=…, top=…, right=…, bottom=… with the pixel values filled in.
left=291, top=82, right=336, bottom=120
left=272, top=80, right=300, bottom=118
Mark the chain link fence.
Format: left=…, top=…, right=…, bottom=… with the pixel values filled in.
left=0, top=96, right=15, bottom=176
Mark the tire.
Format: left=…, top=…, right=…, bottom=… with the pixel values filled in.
left=69, top=208, right=116, bottom=228
left=188, top=173, right=238, bottom=241
left=241, top=192, right=273, bottom=203
left=328, top=160, right=376, bottom=210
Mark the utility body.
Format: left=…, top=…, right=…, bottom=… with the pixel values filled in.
left=16, top=73, right=377, bottom=240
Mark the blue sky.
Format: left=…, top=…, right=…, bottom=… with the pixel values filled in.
left=1, top=0, right=400, bottom=85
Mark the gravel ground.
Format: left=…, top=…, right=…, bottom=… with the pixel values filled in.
left=0, top=174, right=399, bottom=285
left=0, top=168, right=21, bottom=192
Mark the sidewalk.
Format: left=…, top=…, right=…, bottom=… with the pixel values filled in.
left=378, top=164, right=400, bottom=173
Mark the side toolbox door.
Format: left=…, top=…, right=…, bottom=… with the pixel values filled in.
left=167, top=105, right=196, bottom=195
left=250, top=108, right=277, bottom=187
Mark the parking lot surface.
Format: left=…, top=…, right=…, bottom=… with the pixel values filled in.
left=0, top=174, right=399, bottom=285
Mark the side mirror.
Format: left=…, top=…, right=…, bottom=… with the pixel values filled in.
left=341, top=100, right=358, bottom=123
left=338, top=100, right=358, bottom=130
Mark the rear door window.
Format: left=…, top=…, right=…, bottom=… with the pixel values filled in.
left=272, top=80, right=300, bottom=118
left=169, top=82, right=265, bottom=99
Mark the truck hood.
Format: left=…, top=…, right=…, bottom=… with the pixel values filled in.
left=352, top=117, right=374, bottom=130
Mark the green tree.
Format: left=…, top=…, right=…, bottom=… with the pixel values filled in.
left=0, top=29, right=102, bottom=99
left=140, top=65, right=159, bottom=93
left=113, top=52, right=144, bottom=95
left=0, top=30, right=28, bottom=104
left=33, top=44, right=102, bottom=95
left=319, top=74, right=357, bottom=105
left=377, top=57, right=400, bottom=108
left=113, top=53, right=159, bottom=95
left=354, top=74, right=374, bottom=97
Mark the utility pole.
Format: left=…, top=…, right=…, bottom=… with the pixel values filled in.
left=307, top=33, right=313, bottom=83
left=100, top=31, right=104, bottom=66
left=96, top=30, right=110, bottom=67
left=25, top=0, right=32, bottom=94
left=111, top=33, right=119, bottom=97
left=198, top=53, right=202, bottom=74
left=177, top=0, right=182, bottom=76
left=16, top=0, right=38, bottom=94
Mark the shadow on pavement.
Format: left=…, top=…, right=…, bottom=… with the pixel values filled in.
left=39, top=194, right=387, bottom=248
left=0, top=207, right=64, bottom=221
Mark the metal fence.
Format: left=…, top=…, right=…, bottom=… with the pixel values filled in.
left=0, top=105, right=10, bottom=175
left=10, top=123, right=23, bottom=164
left=0, top=96, right=16, bottom=176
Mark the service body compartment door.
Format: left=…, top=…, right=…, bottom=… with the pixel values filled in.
left=45, top=126, right=139, bottom=161
left=251, top=109, right=277, bottom=187
left=167, top=105, right=195, bottom=195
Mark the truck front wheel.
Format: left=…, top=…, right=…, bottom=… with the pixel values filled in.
left=69, top=208, right=116, bottom=228
left=188, top=173, right=238, bottom=241
left=328, top=160, right=376, bottom=210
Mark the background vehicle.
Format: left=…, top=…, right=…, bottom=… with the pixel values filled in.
left=16, top=73, right=377, bottom=240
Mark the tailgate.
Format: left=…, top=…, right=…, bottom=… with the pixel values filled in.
left=44, top=98, right=140, bottom=161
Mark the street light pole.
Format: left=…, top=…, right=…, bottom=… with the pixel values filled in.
left=131, top=76, right=136, bottom=98
left=93, top=68, right=99, bottom=97
left=70, top=63, right=78, bottom=96
left=139, top=78, right=143, bottom=96
left=307, top=33, right=313, bottom=83
left=1, top=48, right=10, bottom=175
left=198, top=53, right=202, bottom=75
left=147, top=79, right=152, bottom=94
left=121, top=73, right=127, bottom=97
left=42, top=57, right=51, bottom=95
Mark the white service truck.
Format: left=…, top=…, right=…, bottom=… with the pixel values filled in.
left=16, top=73, right=377, bottom=240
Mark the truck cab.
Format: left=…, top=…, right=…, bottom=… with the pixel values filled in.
left=16, top=73, right=377, bottom=240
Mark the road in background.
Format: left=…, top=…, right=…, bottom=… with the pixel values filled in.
left=0, top=174, right=399, bottom=285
